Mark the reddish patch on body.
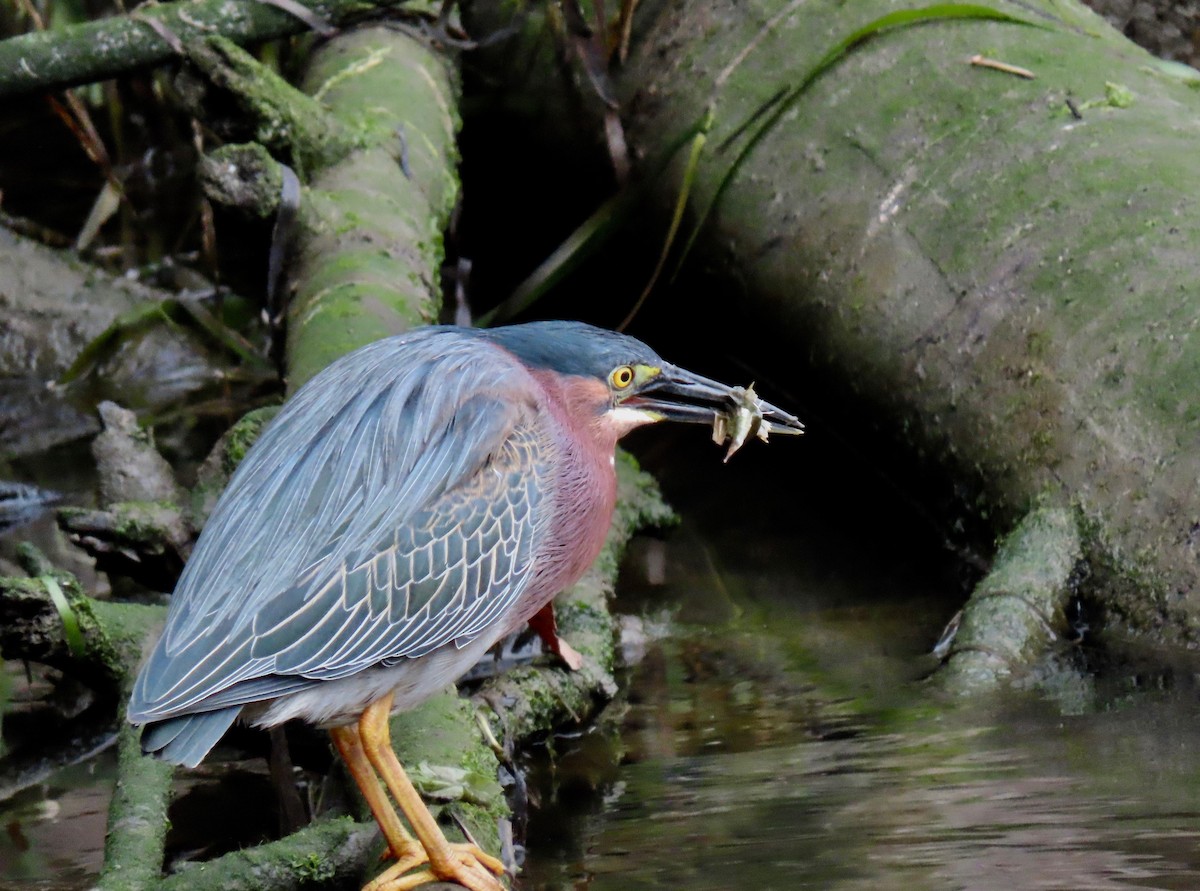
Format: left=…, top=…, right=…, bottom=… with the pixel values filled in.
left=493, top=369, right=623, bottom=637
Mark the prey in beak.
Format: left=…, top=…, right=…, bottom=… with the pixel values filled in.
left=620, top=365, right=804, bottom=461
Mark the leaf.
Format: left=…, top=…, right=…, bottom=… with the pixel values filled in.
left=74, top=179, right=122, bottom=251
left=58, top=300, right=173, bottom=385
left=409, top=761, right=497, bottom=805
left=480, top=113, right=711, bottom=326
left=59, top=294, right=269, bottom=386
left=41, top=575, right=86, bottom=659
left=619, top=105, right=715, bottom=330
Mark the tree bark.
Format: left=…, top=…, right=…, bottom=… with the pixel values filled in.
left=0, top=0, right=409, bottom=98
left=935, top=505, right=1082, bottom=693
left=469, top=0, right=1200, bottom=645
left=284, top=24, right=461, bottom=390
left=627, top=0, right=1200, bottom=641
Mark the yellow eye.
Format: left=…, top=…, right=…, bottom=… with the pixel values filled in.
left=611, top=365, right=635, bottom=389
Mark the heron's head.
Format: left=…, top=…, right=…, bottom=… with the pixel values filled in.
left=482, top=321, right=804, bottom=445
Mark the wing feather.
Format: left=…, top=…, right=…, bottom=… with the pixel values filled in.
left=128, top=329, right=550, bottom=723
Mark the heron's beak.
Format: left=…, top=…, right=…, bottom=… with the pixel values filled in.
left=625, top=365, right=805, bottom=438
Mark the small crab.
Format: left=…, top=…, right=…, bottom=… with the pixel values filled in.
left=712, top=383, right=804, bottom=461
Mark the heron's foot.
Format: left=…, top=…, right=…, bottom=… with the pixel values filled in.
left=378, top=838, right=426, bottom=867
left=443, top=841, right=506, bottom=877
left=550, top=635, right=584, bottom=671
left=365, top=842, right=506, bottom=891
left=364, top=861, right=432, bottom=891
left=527, top=603, right=584, bottom=671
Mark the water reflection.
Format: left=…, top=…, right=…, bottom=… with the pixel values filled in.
left=525, top=607, right=1200, bottom=890
left=0, top=753, right=112, bottom=889
left=521, top=433, right=1200, bottom=890
left=5, top=414, right=1200, bottom=890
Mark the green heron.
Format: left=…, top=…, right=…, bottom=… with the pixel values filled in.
left=127, top=321, right=802, bottom=891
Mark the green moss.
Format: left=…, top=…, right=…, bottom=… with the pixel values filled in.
left=614, top=450, right=676, bottom=530
left=191, top=38, right=354, bottom=176
left=387, top=691, right=505, bottom=850
left=287, top=852, right=335, bottom=883
left=107, top=502, right=174, bottom=542
left=555, top=598, right=608, bottom=626
left=285, top=28, right=459, bottom=389
left=224, top=407, right=280, bottom=470
left=938, top=505, right=1082, bottom=694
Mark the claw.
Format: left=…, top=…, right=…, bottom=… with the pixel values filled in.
left=355, top=695, right=508, bottom=891
left=527, top=601, right=584, bottom=671
left=365, top=842, right=506, bottom=891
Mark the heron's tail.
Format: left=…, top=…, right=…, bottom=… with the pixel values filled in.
left=138, top=706, right=241, bottom=768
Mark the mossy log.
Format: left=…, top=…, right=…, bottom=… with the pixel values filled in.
left=177, top=37, right=356, bottom=178
left=469, top=0, right=1200, bottom=647
left=935, top=505, right=1082, bottom=693
left=190, top=26, right=462, bottom=389
left=284, top=25, right=460, bottom=390
left=156, top=817, right=377, bottom=891
left=623, top=0, right=1200, bottom=644
left=0, top=556, right=163, bottom=695
left=98, top=718, right=176, bottom=891
left=0, top=0, right=411, bottom=98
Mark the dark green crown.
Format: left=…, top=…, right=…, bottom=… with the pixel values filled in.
left=482, top=321, right=665, bottom=379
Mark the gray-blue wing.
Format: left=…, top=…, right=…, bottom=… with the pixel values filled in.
left=128, top=329, right=548, bottom=723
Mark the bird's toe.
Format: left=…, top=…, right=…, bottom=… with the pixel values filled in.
left=364, top=842, right=507, bottom=891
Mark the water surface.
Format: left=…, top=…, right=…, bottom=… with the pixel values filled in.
left=4, top=428, right=1200, bottom=890
left=520, top=432, right=1200, bottom=890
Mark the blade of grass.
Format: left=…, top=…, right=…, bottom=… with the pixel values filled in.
left=673, top=3, right=1048, bottom=279
left=58, top=301, right=174, bottom=385
left=41, top=575, right=86, bottom=659
left=74, top=179, right=123, bottom=251
left=618, top=104, right=714, bottom=330
left=172, top=295, right=272, bottom=369
left=476, top=191, right=630, bottom=327
left=480, top=110, right=712, bottom=327
left=59, top=295, right=269, bottom=385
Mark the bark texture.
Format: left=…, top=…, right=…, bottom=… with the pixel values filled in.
left=936, top=505, right=1082, bottom=692
left=285, top=25, right=460, bottom=390
left=605, top=0, right=1200, bottom=642
left=0, top=0, right=408, bottom=97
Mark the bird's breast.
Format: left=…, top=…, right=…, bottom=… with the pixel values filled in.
left=505, top=418, right=617, bottom=633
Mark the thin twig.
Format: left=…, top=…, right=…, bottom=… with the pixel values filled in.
left=969, top=54, right=1034, bottom=79
left=15, top=0, right=46, bottom=31
left=714, top=0, right=809, bottom=92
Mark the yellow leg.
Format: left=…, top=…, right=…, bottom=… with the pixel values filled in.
left=359, top=693, right=507, bottom=891
left=330, top=725, right=424, bottom=869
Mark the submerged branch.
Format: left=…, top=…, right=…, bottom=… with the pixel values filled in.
left=934, top=505, right=1082, bottom=694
